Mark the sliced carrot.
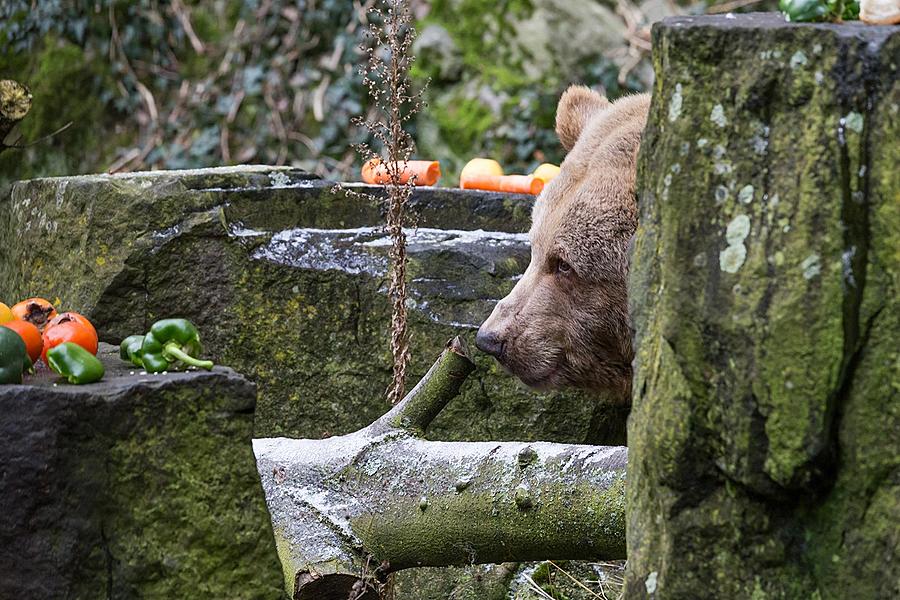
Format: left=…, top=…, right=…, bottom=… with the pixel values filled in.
left=361, top=159, right=441, bottom=186
left=460, top=174, right=544, bottom=195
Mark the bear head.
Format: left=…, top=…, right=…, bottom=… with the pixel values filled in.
left=475, top=86, right=650, bottom=403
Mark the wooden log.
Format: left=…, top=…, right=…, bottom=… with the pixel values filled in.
left=254, top=337, right=627, bottom=599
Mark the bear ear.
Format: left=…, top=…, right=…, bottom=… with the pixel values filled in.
left=555, top=85, right=609, bottom=152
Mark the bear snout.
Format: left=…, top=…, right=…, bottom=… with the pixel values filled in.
left=474, top=327, right=504, bottom=358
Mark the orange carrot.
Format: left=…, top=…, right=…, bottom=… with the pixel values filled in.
left=460, top=174, right=544, bottom=195
left=361, top=159, right=441, bottom=186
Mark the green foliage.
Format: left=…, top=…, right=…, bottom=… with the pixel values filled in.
left=412, top=0, right=652, bottom=181
left=0, top=0, right=375, bottom=184
left=0, top=0, right=658, bottom=186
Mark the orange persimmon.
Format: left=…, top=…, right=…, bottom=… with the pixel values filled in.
left=361, top=159, right=441, bottom=186
left=47, top=312, right=99, bottom=343
left=460, top=174, right=544, bottom=195
left=42, top=320, right=98, bottom=364
left=2, top=319, right=43, bottom=363
left=12, top=297, right=58, bottom=330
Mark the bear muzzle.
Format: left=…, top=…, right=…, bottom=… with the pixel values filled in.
left=474, top=327, right=504, bottom=358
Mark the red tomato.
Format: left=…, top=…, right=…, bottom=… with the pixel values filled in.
left=2, top=319, right=43, bottom=363
left=42, top=321, right=99, bottom=365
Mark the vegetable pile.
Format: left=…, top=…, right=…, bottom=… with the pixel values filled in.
left=0, top=297, right=215, bottom=386
left=358, top=156, right=560, bottom=196
left=119, top=318, right=214, bottom=374
left=0, top=297, right=103, bottom=385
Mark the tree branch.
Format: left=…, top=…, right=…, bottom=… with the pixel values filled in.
left=374, top=336, right=476, bottom=435
left=254, top=337, right=627, bottom=599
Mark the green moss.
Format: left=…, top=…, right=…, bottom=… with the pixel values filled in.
left=393, top=563, right=517, bottom=600
left=626, top=15, right=898, bottom=599
left=96, top=384, right=283, bottom=598
left=352, top=478, right=626, bottom=569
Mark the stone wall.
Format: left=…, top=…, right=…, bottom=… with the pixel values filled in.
left=0, top=166, right=621, bottom=447
left=626, top=14, right=898, bottom=599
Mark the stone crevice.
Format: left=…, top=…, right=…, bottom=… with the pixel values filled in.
left=818, top=39, right=880, bottom=492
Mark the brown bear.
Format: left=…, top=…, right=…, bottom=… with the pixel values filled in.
left=475, top=86, right=651, bottom=404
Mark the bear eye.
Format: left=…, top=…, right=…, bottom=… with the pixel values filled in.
left=556, top=259, right=572, bottom=275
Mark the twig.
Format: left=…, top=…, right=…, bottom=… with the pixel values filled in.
left=522, top=574, right=557, bottom=600
left=220, top=89, right=245, bottom=163
left=613, top=0, right=652, bottom=84
left=349, top=0, right=428, bottom=405
left=547, top=561, right=604, bottom=599
left=171, top=0, right=206, bottom=54
left=6, top=121, right=73, bottom=149
left=108, top=4, right=161, bottom=171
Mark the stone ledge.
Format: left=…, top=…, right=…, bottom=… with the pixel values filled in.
left=661, top=12, right=897, bottom=39
left=0, top=344, right=284, bottom=599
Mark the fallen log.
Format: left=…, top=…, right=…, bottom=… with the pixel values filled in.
left=254, top=337, right=628, bottom=600
left=0, top=79, right=31, bottom=153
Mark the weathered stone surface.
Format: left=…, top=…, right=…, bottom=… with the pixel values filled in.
left=626, top=14, right=898, bottom=599
left=0, top=165, right=617, bottom=445
left=0, top=344, right=284, bottom=599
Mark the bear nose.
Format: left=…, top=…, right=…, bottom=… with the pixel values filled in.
left=475, top=328, right=504, bottom=358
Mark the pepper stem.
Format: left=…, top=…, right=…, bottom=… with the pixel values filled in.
left=163, top=342, right=214, bottom=370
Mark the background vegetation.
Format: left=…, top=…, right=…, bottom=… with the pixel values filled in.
left=0, top=0, right=769, bottom=187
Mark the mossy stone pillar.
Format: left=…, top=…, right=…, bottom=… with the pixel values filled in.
left=626, top=14, right=898, bottom=599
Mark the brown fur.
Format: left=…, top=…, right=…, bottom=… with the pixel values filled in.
left=476, top=86, right=650, bottom=403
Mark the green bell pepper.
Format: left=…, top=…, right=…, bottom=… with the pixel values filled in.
left=140, top=318, right=214, bottom=373
left=780, top=0, right=859, bottom=21
left=780, top=0, right=830, bottom=21
left=47, top=342, right=105, bottom=384
left=120, top=334, right=145, bottom=367
left=833, top=0, right=860, bottom=20
left=0, top=326, right=28, bottom=384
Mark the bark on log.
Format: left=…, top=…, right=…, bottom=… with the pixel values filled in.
left=254, top=337, right=627, bottom=600
left=0, top=79, right=31, bottom=153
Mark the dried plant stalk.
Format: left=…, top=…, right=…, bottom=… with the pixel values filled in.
left=351, top=0, right=426, bottom=405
